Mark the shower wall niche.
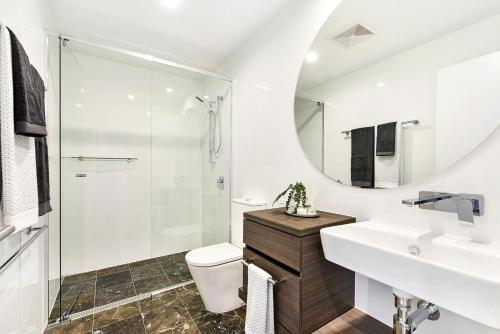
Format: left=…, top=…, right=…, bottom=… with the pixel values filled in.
left=49, top=37, right=232, bottom=281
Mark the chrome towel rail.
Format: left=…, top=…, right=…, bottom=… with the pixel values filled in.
left=341, top=119, right=420, bottom=138
left=62, top=156, right=138, bottom=162
left=0, top=225, right=48, bottom=277
left=0, top=225, right=15, bottom=243
left=241, top=259, right=286, bottom=285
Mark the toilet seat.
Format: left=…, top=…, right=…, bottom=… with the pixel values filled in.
left=186, top=242, right=242, bottom=267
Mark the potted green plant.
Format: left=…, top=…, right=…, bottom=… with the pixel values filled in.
left=273, top=182, right=316, bottom=217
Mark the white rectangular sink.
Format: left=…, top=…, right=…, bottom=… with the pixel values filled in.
left=320, top=221, right=500, bottom=329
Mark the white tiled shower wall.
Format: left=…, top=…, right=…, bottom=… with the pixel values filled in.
left=0, top=0, right=53, bottom=333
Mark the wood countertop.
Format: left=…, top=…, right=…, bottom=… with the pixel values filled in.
left=244, top=207, right=355, bottom=237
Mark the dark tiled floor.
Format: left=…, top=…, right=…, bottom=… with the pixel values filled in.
left=49, top=252, right=193, bottom=324
left=46, top=283, right=246, bottom=334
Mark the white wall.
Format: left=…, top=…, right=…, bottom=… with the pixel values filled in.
left=306, top=14, right=500, bottom=186
left=0, top=0, right=53, bottom=332
left=222, top=0, right=500, bottom=332
left=436, top=50, right=500, bottom=170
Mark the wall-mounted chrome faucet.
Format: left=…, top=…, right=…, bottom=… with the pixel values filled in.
left=402, top=191, right=484, bottom=224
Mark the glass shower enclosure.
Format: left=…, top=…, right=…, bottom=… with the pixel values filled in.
left=47, top=36, right=232, bottom=324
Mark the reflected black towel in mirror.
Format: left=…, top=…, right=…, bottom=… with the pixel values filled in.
left=376, top=122, right=397, bottom=156
left=351, top=126, right=375, bottom=188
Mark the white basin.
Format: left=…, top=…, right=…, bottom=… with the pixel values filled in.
left=320, top=221, right=500, bottom=329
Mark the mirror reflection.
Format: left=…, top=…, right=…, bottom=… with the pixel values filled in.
left=295, top=0, right=500, bottom=188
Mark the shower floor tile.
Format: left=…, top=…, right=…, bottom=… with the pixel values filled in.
left=134, top=274, right=171, bottom=294
left=96, top=271, right=133, bottom=289
left=46, top=283, right=247, bottom=334
left=95, top=282, right=136, bottom=307
left=130, top=262, right=165, bottom=281
left=96, top=264, right=130, bottom=277
left=48, top=251, right=195, bottom=328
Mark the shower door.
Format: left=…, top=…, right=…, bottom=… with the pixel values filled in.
left=150, top=67, right=232, bottom=260
left=48, top=36, right=232, bottom=323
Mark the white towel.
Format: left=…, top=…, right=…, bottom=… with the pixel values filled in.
left=0, top=25, right=38, bottom=231
left=245, top=264, right=275, bottom=334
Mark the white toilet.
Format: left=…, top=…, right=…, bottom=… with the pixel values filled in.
left=186, top=198, right=266, bottom=313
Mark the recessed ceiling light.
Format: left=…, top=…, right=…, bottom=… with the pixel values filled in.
left=127, top=94, right=135, bottom=100
left=306, top=51, right=319, bottom=63
left=160, top=0, right=181, bottom=9
left=203, top=95, right=209, bottom=99
left=146, top=111, right=152, bottom=116
left=80, top=89, right=85, bottom=94
left=166, top=88, right=174, bottom=93
left=377, top=82, right=386, bottom=88
left=75, top=103, right=83, bottom=108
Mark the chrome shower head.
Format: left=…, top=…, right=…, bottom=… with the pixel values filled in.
left=195, top=96, right=215, bottom=113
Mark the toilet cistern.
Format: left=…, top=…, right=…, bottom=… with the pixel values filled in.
left=402, top=191, right=484, bottom=224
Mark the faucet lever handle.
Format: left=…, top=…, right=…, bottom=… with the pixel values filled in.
left=454, top=197, right=475, bottom=225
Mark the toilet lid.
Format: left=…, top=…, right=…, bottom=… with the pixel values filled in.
left=186, top=243, right=242, bottom=267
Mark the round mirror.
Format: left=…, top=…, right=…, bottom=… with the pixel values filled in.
left=295, top=0, right=500, bottom=188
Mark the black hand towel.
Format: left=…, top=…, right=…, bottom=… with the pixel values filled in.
left=351, top=126, right=375, bottom=188
left=35, top=137, right=51, bottom=216
left=376, top=122, right=397, bottom=156
left=8, top=28, right=47, bottom=137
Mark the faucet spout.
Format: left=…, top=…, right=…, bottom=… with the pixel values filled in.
left=402, top=191, right=484, bottom=225
left=402, top=193, right=454, bottom=207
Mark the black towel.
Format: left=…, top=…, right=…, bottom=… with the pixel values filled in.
left=8, top=28, right=47, bottom=137
left=35, top=137, right=51, bottom=216
left=351, top=126, right=375, bottom=188
left=376, top=122, right=397, bottom=156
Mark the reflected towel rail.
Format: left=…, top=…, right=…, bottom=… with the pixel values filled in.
left=62, top=156, right=138, bottom=162
left=341, top=119, right=419, bottom=138
left=0, top=225, right=48, bottom=277
left=241, top=259, right=286, bottom=285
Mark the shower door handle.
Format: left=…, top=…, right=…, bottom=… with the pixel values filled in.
left=217, top=176, right=224, bottom=190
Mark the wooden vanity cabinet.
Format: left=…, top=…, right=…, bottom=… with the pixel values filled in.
left=241, top=208, right=356, bottom=334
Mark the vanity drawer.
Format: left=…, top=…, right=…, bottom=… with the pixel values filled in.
left=243, top=247, right=301, bottom=334
left=243, top=219, right=301, bottom=271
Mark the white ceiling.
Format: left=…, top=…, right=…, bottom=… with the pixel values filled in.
left=298, top=0, right=500, bottom=91
left=46, top=0, right=289, bottom=70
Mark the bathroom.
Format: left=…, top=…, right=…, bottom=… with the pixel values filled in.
left=0, top=0, right=499, bottom=333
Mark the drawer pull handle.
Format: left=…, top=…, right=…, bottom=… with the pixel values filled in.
left=241, top=259, right=287, bottom=285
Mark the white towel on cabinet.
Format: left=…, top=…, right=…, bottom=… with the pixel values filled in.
left=245, top=264, right=275, bottom=334
left=0, top=24, right=38, bottom=231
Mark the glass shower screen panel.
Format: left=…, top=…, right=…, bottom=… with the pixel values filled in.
left=60, top=41, right=152, bottom=278
left=150, top=65, right=232, bottom=265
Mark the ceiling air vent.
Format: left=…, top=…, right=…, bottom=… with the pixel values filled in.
left=334, top=24, right=373, bottom=47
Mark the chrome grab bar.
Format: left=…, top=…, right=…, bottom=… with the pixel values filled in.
left=241, top=259, right=286, bottom=285
left=0, top=225, right=15, bottom=243
left=0, top=225, right=48, bottom=277
left=62, top=156, right=138, bottom=162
